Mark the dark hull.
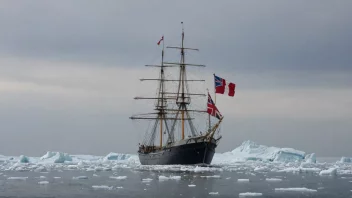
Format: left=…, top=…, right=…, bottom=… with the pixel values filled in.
left=138, top=141, right=217, bottom=165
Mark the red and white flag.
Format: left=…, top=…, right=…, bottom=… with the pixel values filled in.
left=214, top=74, right=236, bottom=97
left=157, top=36, right=164, bottom=45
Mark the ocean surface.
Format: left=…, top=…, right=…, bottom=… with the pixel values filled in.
left=1, top=162, right=352, bottom=198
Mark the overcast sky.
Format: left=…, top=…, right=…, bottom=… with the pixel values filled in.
left=0, top=1, right=351, bottom=157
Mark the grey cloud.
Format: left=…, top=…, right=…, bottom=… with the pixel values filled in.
left=0, top=1, right=351, bottom=71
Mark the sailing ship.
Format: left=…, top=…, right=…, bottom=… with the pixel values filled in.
left=130, top=23, right=224, bottom=165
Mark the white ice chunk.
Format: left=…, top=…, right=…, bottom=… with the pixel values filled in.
left=72, top=176, right=88, bottom=180
left=239, top=192, right=263, bottom=197
left=275, top=188, right=317, bottom=192
left=8, top=177, right=28, bottom=180
left=265, top=178, right=282, bottom=182
left=209, top=192, right=219, bottom=195
left=92, top=185, right=114, bottom=190
left=238, top=179, right=250, bottom=182
left=38, top=181, right=49, bottom=185
left=319, top=168, right=337, bottom=176
left=110, top=176, right=127, bottom=180
left=188, top=184, right=196, bottom=187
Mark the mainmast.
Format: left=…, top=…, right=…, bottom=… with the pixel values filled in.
left=167, top=22, right=205, bottom=141
left=159, top=36, right=165, bottom=148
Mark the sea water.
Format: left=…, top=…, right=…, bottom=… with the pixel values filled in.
left=0, top=167, right=351, bottom=198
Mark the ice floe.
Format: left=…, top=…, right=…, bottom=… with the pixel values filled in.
left=275, top=187, right=317, bottom=192
left=265, top=178, right=282, bottom=182
left=110, top=176, right=127, bottom=180
left=142, top=178, right=153, bottom=182
left=239, top=192, right=263, bottom=197
left=319, top=168, right=337, bottom=176
left=200, top=175, right=221, bottom=179
left=38, top=181, right=49, bottom=185
left=92, top=185, right=114, bottom=190
left=72, top=176, right=88, bottom=180
left=158, top=175, right=181, bottom=181
left=237, top=179, right=250, bottom=182
left=209, top=192, right=219, bottom=195
left=8, top=177, right=28, bottom=180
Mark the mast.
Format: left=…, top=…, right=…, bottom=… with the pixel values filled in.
left=159, top=36, right=164, bottom=148
left=181, top=22, right=185, bottom=140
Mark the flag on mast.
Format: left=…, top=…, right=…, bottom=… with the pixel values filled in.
left=214, top=74, right=236, bottom=97
left=157, top=36, right=164, bottom=45
left=207, top=93, right=222, bottom=119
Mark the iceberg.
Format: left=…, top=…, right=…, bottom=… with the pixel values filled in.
left=103, top=152, right=131, bottom=161
left=213, top=140, right=309, bottom=163
left=18, top=155, right=30, bottom=163
left=304, top=153, right=316, bottom=163
left=339, top=157, right=351, bottom=163
left=40, top=151, right=72, bottom=163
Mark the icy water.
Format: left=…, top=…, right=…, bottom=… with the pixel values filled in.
left=1, top=167, right=352, bottom=198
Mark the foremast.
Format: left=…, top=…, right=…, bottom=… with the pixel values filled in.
left=130, top=36, right=171, bottom=149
